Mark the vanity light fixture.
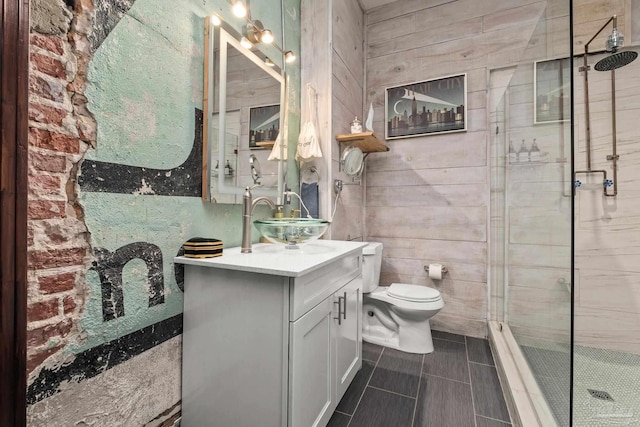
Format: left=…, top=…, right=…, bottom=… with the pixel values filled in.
left=284, top=51, right=295, bottom=63
left=227, top=0, right=296, bottom=64
left=260, top=29, right=274, bottom=44
left=231, top=0, right=247, bottom=17
left=240, top=37, right=253, bottom=49
left=210, top=15, right=221, bottom=26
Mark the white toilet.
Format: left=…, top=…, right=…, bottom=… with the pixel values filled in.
left=362, top=242, right=444, bottom=354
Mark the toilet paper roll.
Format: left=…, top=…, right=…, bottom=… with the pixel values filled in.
left=428, top=264, right=443, bottom=280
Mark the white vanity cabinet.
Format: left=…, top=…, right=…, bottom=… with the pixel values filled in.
left=176, top=241, right=366, bottom=427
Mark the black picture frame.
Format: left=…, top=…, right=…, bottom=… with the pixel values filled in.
left=249, top=104, right=280, bottom=149
left=385, top=73, right=467, bottom=139
left=534, top=58, right=570, bottom=124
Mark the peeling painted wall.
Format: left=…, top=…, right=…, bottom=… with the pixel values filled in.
left=26, top=0, right=301, bottom=424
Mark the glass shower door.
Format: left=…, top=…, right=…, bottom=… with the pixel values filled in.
left=489, top=19, right=573, bottom=423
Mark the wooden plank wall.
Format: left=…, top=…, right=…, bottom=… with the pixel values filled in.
left=300, top=0, right=333, bottom=224
left=364, top=0, right=550, bottom=338
left=330, top=0, right=366, bottom=240
left=300, top=0, right=365, bottom=239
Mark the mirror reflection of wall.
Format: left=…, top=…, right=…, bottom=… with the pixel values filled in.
left=210, top=111, right=240, bottom=203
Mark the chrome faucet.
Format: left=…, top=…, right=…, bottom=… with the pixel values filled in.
left=241, top=186, right=276, bottom=253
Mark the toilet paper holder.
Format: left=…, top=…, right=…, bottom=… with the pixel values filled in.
left=424, top=265, right=448, bottom=275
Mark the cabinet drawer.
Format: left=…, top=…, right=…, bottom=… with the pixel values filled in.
left=290, top=253, right=361, bottom=321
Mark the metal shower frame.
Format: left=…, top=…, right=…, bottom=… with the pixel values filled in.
left=575, top=15, right=622, bottom=197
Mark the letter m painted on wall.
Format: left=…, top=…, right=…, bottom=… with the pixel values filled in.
left=92, top=242, right=165, bottom=321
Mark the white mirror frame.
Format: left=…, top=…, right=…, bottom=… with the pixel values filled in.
left=205, top=19, right=286, bottom=203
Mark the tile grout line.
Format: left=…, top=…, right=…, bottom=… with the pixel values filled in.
left=346, top=346, right=385, bottom=427
left=476, top=414, right=512, bottom=425
left=465, top=336, right=479, bottom=427
left=410, top=353, right=425, bottom=427
left=432, top=335, right=466, bottom=345
left=424, top=372, right=471, bottom=385
left=468, top=360, right=496, bottom=368
left=367, top=385, right=418, bottom=400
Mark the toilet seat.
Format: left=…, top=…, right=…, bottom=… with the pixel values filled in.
left=388, top=283, right=441, bottom=302
left=366, top=284, right=443, bottom=311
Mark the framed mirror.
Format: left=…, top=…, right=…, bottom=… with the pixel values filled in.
left=203, top=16, right=286, bottom=204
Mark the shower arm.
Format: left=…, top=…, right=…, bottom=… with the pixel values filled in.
left=576, top=15, right=619, bottom=197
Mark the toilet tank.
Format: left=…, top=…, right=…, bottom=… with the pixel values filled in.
left=362, top=242, right=383, bottom=293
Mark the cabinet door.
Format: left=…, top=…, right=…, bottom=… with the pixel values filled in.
left=334, top=275, right=362, bottom=402
left=289, top=297, right=334, bottom=427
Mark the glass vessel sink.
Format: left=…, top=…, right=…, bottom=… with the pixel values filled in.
left=254, top=218, right=331, bottom=249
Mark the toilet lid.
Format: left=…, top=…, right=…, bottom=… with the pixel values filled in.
left=388, top=283, right=441, bottom=302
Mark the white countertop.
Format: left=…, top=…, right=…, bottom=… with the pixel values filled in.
left=174, top=240, right=367, bottom=277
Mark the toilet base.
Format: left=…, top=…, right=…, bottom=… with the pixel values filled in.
left=363, top=321, right=435, bottom=354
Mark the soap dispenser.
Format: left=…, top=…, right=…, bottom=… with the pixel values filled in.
left=529, top=138, right=541, bottom=162
left=350, top=116, right=362, bottom=134
left=508, top=140, right=517, bottom=164
left=517, top=139, right=528, bottom=163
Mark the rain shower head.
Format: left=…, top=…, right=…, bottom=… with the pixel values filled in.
left=594, top=50, right=638, bottom=71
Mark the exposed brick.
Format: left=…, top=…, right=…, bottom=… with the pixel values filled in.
left=76, top=114, right=97, bottom=141
left=27, top=225, right=35, bottom=247
left=30, top=173, right=62, bottom=196
left=27, top=344, right=64, bottom=374
left=67, top=71, right=86, bottom=94
left=75, top=0, right=94, bottom=13
left=29, top=128, right=79, bottom=154
left=28, top=200, right=66, bottom=220
left=27, top=319, right=73, bottom=347
left=30, top=74, right=67, bottom=103
left=30, top=151, right=67, bottom=173
left=28, top=247, right=86, bottom=269
left=31, top=52, right=66, bottom=79
left=30, top=33, right=64, bottom=55
left=63, top=296, right=77, bottom=314
left=44, top=222, right=71, bottom=245
left=28, top=299, right=59, bottom=322
left=38, top=272, right=76, bottom=294
left=29, top=102, right=68, bottom=126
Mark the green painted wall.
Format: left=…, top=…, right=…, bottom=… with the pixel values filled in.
left=77, top=0, right=300, bottom=352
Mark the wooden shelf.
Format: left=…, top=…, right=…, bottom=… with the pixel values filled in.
left=335, top=132, right=389, bottom=153
left=255, top=141, right=275, bottom=149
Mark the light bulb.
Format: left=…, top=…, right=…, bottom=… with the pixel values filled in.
left=210, top=15, right=221, bottom=26
left=265, top=57, right=275, bottom=67
left=284, top=51, right=296, bottom=63
left=232, top=1, right=247, bottom=17
left=240, top=37, right=253, bottom=49
left=260, top=29, right=274, bottom=44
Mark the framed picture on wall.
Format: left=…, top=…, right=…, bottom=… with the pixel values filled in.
left=249, top=104, right=280, bottom=149
left=385, top=73, right=467, bottom=139
left=534, top=58, right=570, bottom=124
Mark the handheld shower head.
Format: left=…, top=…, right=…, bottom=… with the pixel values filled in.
left=594, top=50, right=638, bottom=71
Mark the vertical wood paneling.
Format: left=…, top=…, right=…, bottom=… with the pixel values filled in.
left=1, top=0, right=29, bottom=424
left=301, top=0, right=332, bottom=221
left=331, top=0, right=365, bottom=241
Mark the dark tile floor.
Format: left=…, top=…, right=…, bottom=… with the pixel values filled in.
left=329, top=331, right=512, bottom=427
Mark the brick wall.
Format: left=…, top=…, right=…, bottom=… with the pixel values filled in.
left=27, top=0, right=95, bottom=376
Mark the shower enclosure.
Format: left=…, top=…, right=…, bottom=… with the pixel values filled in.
left=489, top=1, right=640, bottom=426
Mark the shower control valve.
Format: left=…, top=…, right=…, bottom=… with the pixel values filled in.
left=574, top=180, right=582, bottom=188
left=604, top=179, right=614, bottom=188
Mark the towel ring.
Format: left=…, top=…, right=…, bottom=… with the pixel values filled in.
left=300, top=165, right=320, bottom=184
